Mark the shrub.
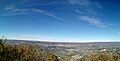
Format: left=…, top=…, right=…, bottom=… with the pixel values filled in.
left=0, top=44, right=59, bottom=61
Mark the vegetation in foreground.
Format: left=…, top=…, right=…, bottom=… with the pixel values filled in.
left=0, top=44, right=60, bottom=61
left=79, top=51, right=120, bottom=61
left=0, top=36, right=59, bottom=61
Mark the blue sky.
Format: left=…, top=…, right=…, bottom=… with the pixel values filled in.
left=0, top=0, right=120, bottom=42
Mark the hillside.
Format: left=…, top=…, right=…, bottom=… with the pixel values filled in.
left=6, top=40, right=120, bottom=61
left=0, top=40, right=60, bottom=61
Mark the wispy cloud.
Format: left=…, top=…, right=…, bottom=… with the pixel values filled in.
left=33, top=8, right=67, bottom=22
left=94, top=2, right=103, bottom=9
left=1, top=4, right=29, bottom=16
left=75, top=9, right=84, bottom=14
left=68, top=0, right=103, bottom=15
left=79, top=16, right=106, bottom=28
left=4, top=4, right=16, bottom=10
left=25, top=1, right=59, bottom=7
left=69, top=0, right=90, bottom=5
left=1, top=4, right=67, bottom=22
left=108, top=24, right=119, bottom=26
left=27, top=4, right=54, bottom=6
left=68, top=0, right=102, bottom=9
left=68, top=0, right=104, bottom=28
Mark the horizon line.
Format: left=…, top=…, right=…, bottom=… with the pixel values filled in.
left=7, top=38, right=120, bottom=43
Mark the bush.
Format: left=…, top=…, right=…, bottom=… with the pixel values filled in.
left=79, top=52, right=120, bottom=61
left=0, top=44, right=59, bottom=61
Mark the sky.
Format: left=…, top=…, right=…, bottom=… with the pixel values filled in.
left=0, top=0, right=120, bottom=42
